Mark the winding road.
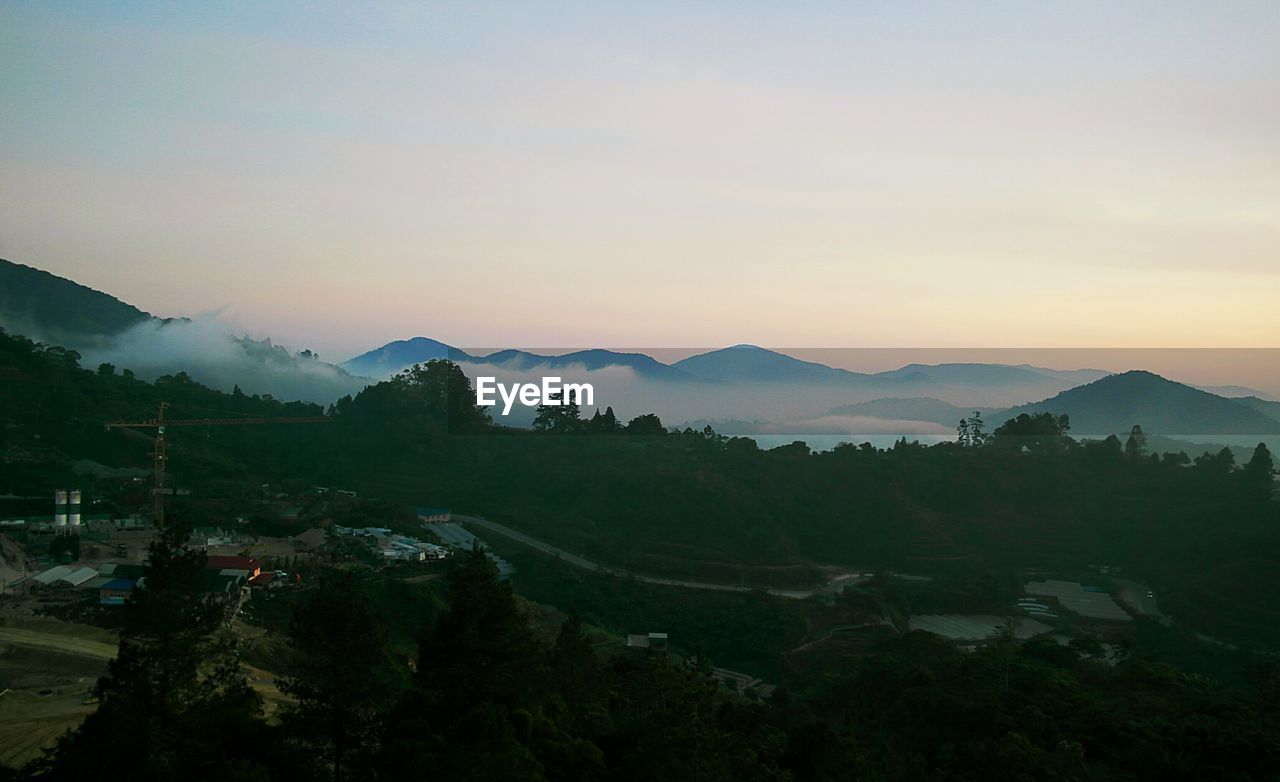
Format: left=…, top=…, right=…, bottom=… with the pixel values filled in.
left=453, top=514, right=867, bottom=599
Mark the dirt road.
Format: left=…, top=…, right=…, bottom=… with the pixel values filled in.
left=0, top=627, right=118, bottom=659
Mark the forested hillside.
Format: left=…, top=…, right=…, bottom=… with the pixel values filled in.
left=24, top=531, right=1280, bottom=781
left=4, top=330, right=1280, bottom=780
left=4, top=328, right=1278, bottom=646
left=0, top=260, right=157, bottom=344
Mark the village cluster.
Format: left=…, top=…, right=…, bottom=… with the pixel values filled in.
left=1, top=491, right=464, bottom=616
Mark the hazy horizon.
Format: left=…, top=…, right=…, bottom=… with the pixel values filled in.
left=7, top=254, right=1280, bottom=394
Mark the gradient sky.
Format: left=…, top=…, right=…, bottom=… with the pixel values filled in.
left=2, top=1, right=1278, bottom=361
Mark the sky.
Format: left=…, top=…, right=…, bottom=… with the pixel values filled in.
left=2, top=1, right=1278, bottom=363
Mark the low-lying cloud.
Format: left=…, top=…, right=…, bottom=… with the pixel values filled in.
left=457, top=360, right=957, bottom=436
left=78, top=316, right=371, bottom=404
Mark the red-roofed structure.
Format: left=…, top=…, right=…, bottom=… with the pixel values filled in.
left=248, top=571, right=276, bottom=587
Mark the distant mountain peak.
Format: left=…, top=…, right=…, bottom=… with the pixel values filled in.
left=673, top=345, right=858, bottom=383
left=339, top=337, right=468, bottom=378
left=1113, top=368, right=1161, bottom=379
left=991, top=369, right=1280, bottom=435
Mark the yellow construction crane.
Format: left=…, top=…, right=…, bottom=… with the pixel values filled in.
left=105, top=402, right=331, bottom=525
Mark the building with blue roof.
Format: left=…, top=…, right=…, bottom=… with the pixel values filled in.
left=99, top=578, right=137, bottom=606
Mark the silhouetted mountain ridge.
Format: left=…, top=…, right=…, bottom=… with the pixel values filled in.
left=992, top=370, right=1280, bottom=435
left=341, top=337, right=469, bottom=377
left=343, top=342, right=699, bottom=381
left=0, top=259, right=368, bottom=403
left=1232, top=396, right=1280, bottom=424
left=0, top=259, right=165, bottom=344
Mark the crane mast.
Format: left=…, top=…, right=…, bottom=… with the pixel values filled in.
left=105, top=402, right=330, bottom=526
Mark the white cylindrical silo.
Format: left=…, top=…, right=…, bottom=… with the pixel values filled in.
left=53, top=490, right=68, bottom=528
left=69, top=489, right=82, bottom=528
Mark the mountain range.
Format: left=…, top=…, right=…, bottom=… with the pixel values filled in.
left=687, top=371, right=1280, bottom=439
left=3, top=258, right=1278, bottom=440
left=343, top=341, right=699, bottom=382
left=344, top=339, right=1115, bottom=404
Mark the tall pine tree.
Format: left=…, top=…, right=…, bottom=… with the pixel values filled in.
left=280, top=569, right=393, bottom=782
left=43, top=510, right=267, bottom=780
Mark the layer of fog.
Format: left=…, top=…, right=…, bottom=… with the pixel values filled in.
left=461, top=361, right=969, bottom=435
left=77, top=316, right=371, bottom=403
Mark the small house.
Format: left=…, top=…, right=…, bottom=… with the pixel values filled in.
left=99, top=578, right=137, bottom=605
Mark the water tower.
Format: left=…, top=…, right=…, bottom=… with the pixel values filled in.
left=53, top=490, right=68, bottom=529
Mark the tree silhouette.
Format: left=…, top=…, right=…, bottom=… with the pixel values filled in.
left=534, top=392, right=583, bottom=433
left=1125, top=424, right=1147, bottom=458
left=281, top=569, right=392, bottom=782
left=969, top=412, right=986, bottom=446
left=625, top=413, right=666, bottom=436
left=1244, top=442, right=1276, bottom=500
